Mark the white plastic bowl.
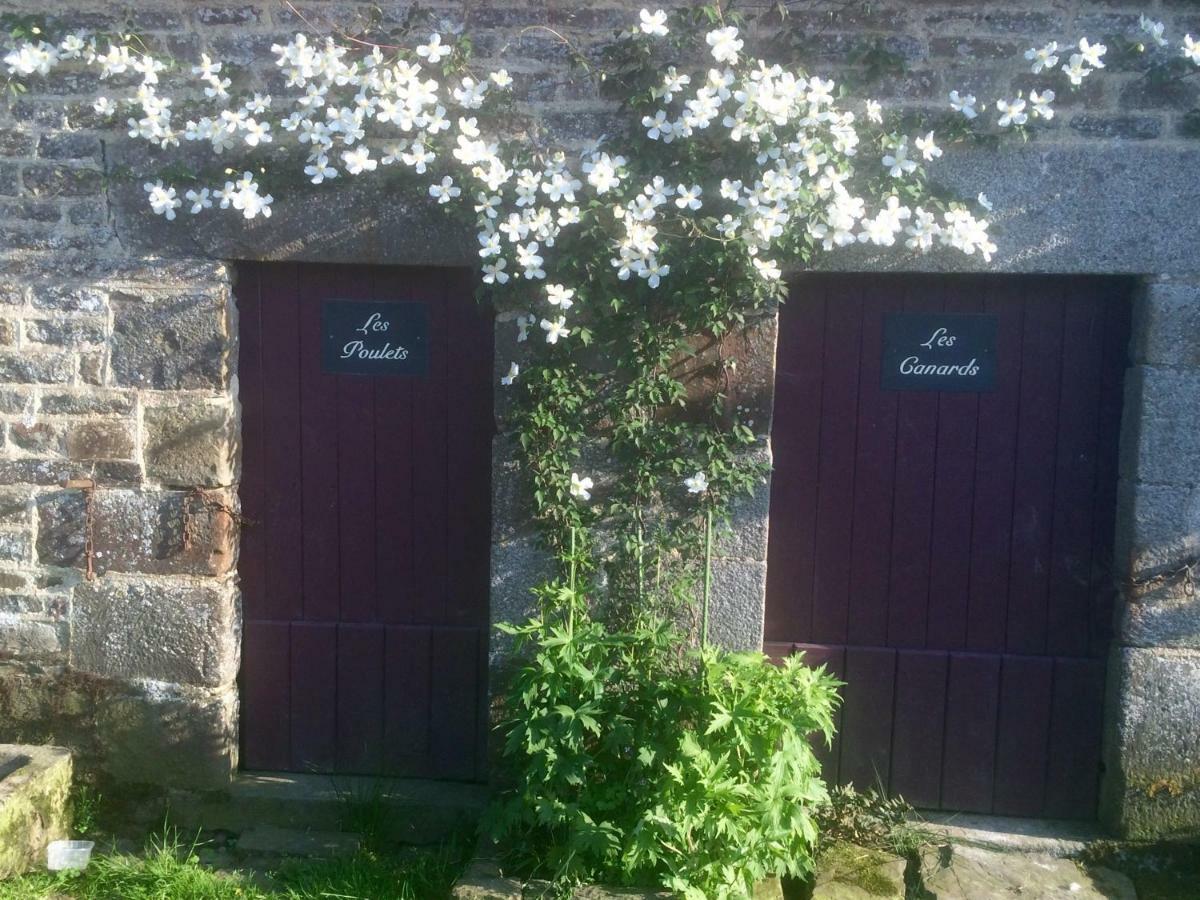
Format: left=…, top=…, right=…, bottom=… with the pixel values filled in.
left=46, top=839, right=94, bottom=871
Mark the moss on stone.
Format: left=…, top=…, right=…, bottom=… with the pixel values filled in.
left=813, top=842, right=906, bottom=898
left=0, top=745, right=73, bottom=878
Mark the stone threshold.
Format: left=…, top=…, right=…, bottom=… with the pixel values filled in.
left=910, top=810, right=1106, bottom=858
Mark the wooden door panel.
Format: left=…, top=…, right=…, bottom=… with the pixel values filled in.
left=767, top=275, right=1129, bottom=819
left=237, top=262, right=492, bottom=779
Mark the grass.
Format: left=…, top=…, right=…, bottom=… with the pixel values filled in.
left=0, top=828, right=468, bottom=900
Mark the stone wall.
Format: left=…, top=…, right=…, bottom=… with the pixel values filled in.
left=1102, top=277, right=1200, bottom=839
left=0, top=0, right=1194, bottom=833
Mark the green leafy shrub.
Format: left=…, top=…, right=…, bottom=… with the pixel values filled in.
left=489, top=577, right=840, bottom=899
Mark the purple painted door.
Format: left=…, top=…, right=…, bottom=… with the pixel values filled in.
left=766, top=275, right=1130, bottom=819
left=236, top=263, right=493, bottom=779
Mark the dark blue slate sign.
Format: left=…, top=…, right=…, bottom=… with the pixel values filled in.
left=882, top=312, right=997, bottom=392
left=322, top=300, right=429, bottom=376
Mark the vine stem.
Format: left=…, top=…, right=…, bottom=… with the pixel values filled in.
left=568, top=524, right=577, bottom=638
left=702, top=508, right=713, bottom=649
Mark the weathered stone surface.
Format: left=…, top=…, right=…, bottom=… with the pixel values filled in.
left=71, top=576, right=238, bottom=686
left=451, top=859, right=522, bottom=899
left=0, top=744, right=72, bottom=878
left=715, top=445, right=772, bottom=562
left=1102, top=647, right=1200, bottom=838
left=235, top=825, right=359, bottom=858
left=143, top=400, right=238, bottom=487
left=707, top=558, right=768, bottom=651
left=1132, top=279, right=1200, bottom=369
left=813, top=842, right=906, bottom=899
left=1113, top=479, right=1200, bottom=579
left=64, top=420, right=136, bottom=461
left=110, top=291, right=232, bottom=391
left=35, top=488, right=237, bottom=577
left=489, top=533, right=555, bottom=663
left=1119, top=366, right=1200, bottom=489
left=0, top=620, right=65, bottom=658
left=96, top=683, right=236, bottom=790
left=813, top=145, right=1200, bottom=276
left=919, top=844, right=1134, bottom=898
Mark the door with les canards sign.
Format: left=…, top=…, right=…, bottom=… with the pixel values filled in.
left=766, top=274, right=1131, bottom=819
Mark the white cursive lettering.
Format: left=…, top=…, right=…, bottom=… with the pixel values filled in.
left=899, top=355, right=979, bottom=377
left=341, top=339, right=410, bottom=361
left=356, top=312, right=391, bottom=335
left=919, top=326, right=956, bottom=349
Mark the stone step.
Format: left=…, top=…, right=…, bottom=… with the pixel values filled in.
left=168, top=772, right=488, bottom=845
left=235, top=825, right=361, bottom=858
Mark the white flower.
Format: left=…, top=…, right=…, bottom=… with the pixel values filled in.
left=977, top=192, right=993, bottom=212
left=515, top=313, right=535, bottom=342
left=242, top=118, right=272, bottom=147
left=996, top=98, right=1028, bottom=128
left=865, top=100, right=882, bottom=123
left=546, top=284, right=575, bottom=309
left=541, top=316, right=570, bottom=344
left=489, top=68, right=513, bottom=88
left=882, top=138, right=918, bottom=177
left=557, top=206, right=581, bottom=227
left=143, top=180, right=180, bottom=220
left=1062, top=53, right=1092, bottom=85
left=185, top=187, right=212, bottom=214
left=1030, top=90, right=1055, bottom=121
left=915, top=131, right=942, bottom=162
left=244, top=92, right=272, bottom=114
left=428, top=175, right=461, bottom=204
left=706, top=27, right=743, bottom=65
left=1078, top=37, right=1106, bottom=69
left=569, top=473, right=594, bottom=502
left=1183, top=35, right=1200, bottom=66
left=1140, top=16, right=1168, bottom=49
left=481, top=257, right=509, bottom=285
left=583, top=153, right=625, bottom=194
left=305, top=156, right=338, bottom=184
left=5, top=40, right=59, bottom=76
left=416, top=33, right=452, bottom=64
left=1024, top=41, right=1059, bottom=73
left=684, top=472, right=709, bottom=494
left=93, top=97, right=116, bottom=116
left=342, top=146, right=377, bottom=175
left=500, top=362, right=519, bottom=385
left=517, top=242, right=546, bottom=279
left=949, top=90, right=978, bottom=119
left=642, top=109, right=674, bottom=142
left=752, top=258, right=782, bottom=281
left=675, top=184, right=702, bottom=210
left=639, top=8, right=669, bottom=37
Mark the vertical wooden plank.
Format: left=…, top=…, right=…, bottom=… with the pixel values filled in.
left=886, top=280, right=943, bottom=649
left=371, top=266, right=426, bottom=625
left=992, top=655, right=1053, bottom=817
left=444, top=268, right=494, bottom=627
left=811, top=281, right=864, bottom=644
left=838, top=647, right=896, bottom=794
left=298, top=266, right=342, bottom=623
left=1090, top=283, right=1131, bottom=658
left=765, top=282, right=827, bottom=643
left=940, top=653, right=1001, bottom=813
left=336, top=624, right=385, bottom=774
left=290, top=622, right=337, bottom=772
left=846, top=281, right=900, bottom=648
left=1044, top=657, right=1105, bottom=819
left=1006, top=289, right=1066, bottom=656
left=925, top=282, right=981, bottom=650
left=430, top=627, right=481, bottom=780
left=797, top=644, right=846, bottom=786
left=967, top=282, right=1024, bottom=652
left=239, top=622, right=291, bottom=770
left=1046, top=283, right=1105, bottom=658
left=259, top=263, right=304, bottom=621
left=335, top=267, right=378, bottom=624
left=410, top=266, right=452, bottom=619
left=236, top=264, right=268, bottom=622
left=383, top=625, right=432, bottom=777
left=889, top=651, right=948, bottom=808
